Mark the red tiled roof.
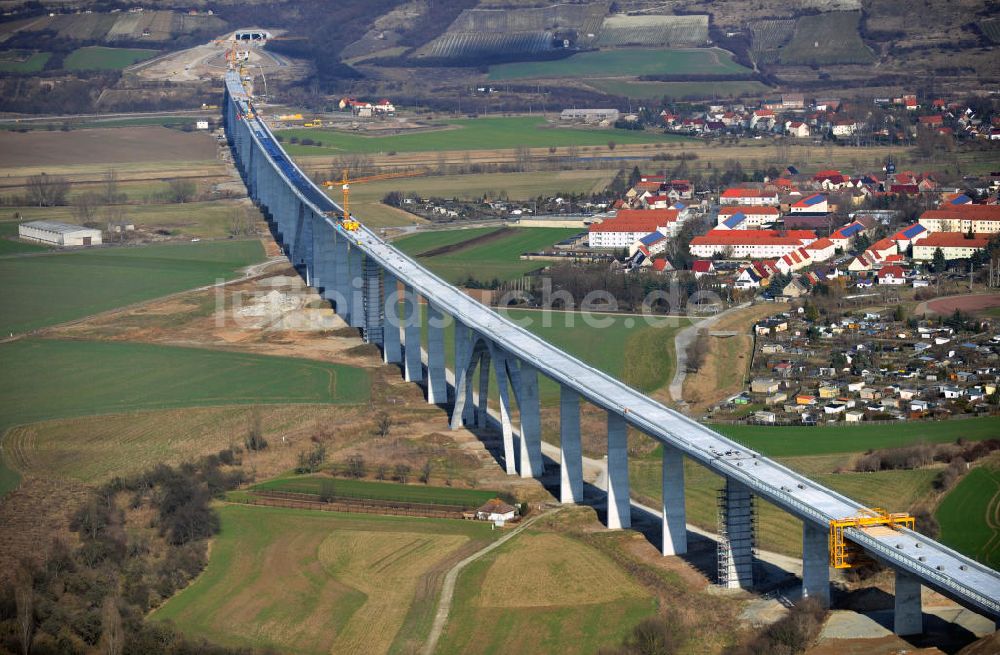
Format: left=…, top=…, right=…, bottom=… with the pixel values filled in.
left=691, top=229, right=816, bottom=246
left=878, top=265, right=905, bottom=278
left=806, top=237, right=834, bottom=250
left=692, top=260, right=714, bottom=273
left=869, top=238, right=897, bottom=253
left=921, top=205, right=1000, bottom=220
left=917, top=232, right=992, bottom=248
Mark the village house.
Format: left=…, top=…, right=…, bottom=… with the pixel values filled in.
left=475, top=498, right=518, bottom=526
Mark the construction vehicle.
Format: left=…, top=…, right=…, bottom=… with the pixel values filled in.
left=829, top=508, right=914, bottom=569
left=323, top=168, right=429, bottom=231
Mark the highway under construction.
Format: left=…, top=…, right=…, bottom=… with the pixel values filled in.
left=224, top=68, right=1000, bottom=635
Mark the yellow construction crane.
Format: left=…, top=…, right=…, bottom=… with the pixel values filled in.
left=322, top=168, right=428, bottom=231
left=829, top=508, right=914, bottom=569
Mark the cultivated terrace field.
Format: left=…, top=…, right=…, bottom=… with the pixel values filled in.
left=62, top=46, right=159, bottom=71
left=487, top=47, right=751, bottom=80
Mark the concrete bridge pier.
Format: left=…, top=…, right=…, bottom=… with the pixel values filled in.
left=559, top=386, right=583, bottom=504
left=661, top=445, right=687, bottom=556
left=312, top=222, right=336, bottom=301
left=381, top=271, right=401, bottom=364
left=719, top=478, right=754, bottom=589
left=515, top=362, right=543, bottom=479
left=332, top=232, right=351, bottom=322
left=490, top=347, right=518, bottom=475
left=362, top=258, right=383, bottom=345
left=801, top=523, right=831, bottom=606
left=606, top=412, right=631, bottom=529
left=426, top=303, right=447, bottom=404
left=450, top=322, right=473, bottom=429
left=476, top=350, right=490, bottom=430
left=402, top=285, right=422, bottom=383
left=894, top=570, right=923, bottom=635
left=348, top=248, right=365, bottom=329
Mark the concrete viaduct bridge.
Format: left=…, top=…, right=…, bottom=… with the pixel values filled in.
left=223, top=70, right=1000, bottom=635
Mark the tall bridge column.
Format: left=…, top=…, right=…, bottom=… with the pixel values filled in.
left=363, top=259, right=383, bottom=346
left=477, top=350, right=490, bottom=430
left=802, top=523, right=830, bottom=607
left=559, top=386, right=583, bottom=504
left=516, top=362, right=543, bottom=479
left=426, top=303, right=447, bottom=404
left=606, top=412, right=631, bottom=530
left=661, top=445, right=687, bottom=556
left=894, top=570, right=923, bottom=635
left=332, top=232, right=351, bottom=322
left=349, top=247, right=365, bottom=329
left=402, top=285, right=422, bottom=383
left=450, top=321, right=472, bottom=429
left=382, top=271, right=401, bottom=364
left=718, top=478, right=755, bottom=589
left=491, top=348, right=518, bottom=475
left=312, top=221, right=334, bottom=297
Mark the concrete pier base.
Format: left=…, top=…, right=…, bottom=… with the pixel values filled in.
left=661, top=445, right=687, bottom=556
left=606, top=412, right=631, bottom=530
left=559, top=386, right=583, bottom=504
left=349, top=248, right=364, bottom=329
left=802, top=523, right=830, bottom=606
left=894, top=570, right=923, bottom=635
left=493, top=353, right=518, bottom=475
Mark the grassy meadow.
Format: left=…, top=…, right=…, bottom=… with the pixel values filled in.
left=0, top=50, right=51, bottom=73
left=586, top=79, right=770, bottom=101
left=399, top=227, right=579, bottom=283
left=153, top=504, right=495, bottom=655
left=252, top=475, right=500, bottom=508
left=63, top=45, right=159, bottom=70
left=779, top=11, right=876, bottom=65
left=436, top=529, right=656, bottom=654
left=0, top=239, right=264, bottom=334
left=488, top=47, right=750, bottom=80
left=936, top=464, right=1000, bottom=569
left=0, top=339, right=370, bottom=494
left=279, top=116, right=688, bottom=156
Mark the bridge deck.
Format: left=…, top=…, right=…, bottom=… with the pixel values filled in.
left=224, top=71, right=1000, bottom=619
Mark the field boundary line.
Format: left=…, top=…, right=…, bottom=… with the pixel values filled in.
left=421, top=509, right=553, bottom=655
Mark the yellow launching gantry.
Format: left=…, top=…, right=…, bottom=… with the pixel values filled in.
left=323, top=168, right=428, bottom=232
left=829, top=508, right=914, bottom=569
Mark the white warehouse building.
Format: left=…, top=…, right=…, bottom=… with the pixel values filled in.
left=18, top=220, right=102, bottom=246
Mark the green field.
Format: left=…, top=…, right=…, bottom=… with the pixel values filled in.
left=252, top=475, right=500, bottom=508
left=390, top=227, right=501, bottom=255
left=936, top=465, right=1000, bottom=569
left=154, top=504, right=495, bottom=655
left=586, top=79, right=770, bottom=101
left=712, top=417, right=1000, bottom=457
left=63, top=45, right=158, bottom=70
left=436, top=528, right=655, bottom=654
left=489, top=47, right=750, bottom=81
left=0, top=50, right=51, bottom=73
left=396, top=226, right=579, bottom=283
left=0, top=339, right=369, bottom=495
left=0, top=240, right=264, bottom=334
left=0, top=221, right=48, bottom=254
left=279, top=116, right=688, bottom=156
left=779, top=12, right=876, bottom=65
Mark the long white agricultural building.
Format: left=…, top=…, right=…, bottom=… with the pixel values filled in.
left=18, top=220, right=101, bottom=246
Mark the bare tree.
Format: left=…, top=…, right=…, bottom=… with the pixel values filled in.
left=73, top=191, right=101, bottom=225
left=229, top=205, right=256, bottom=236
left=103, top=169, right=122, bottom=205
left=686, top=329, right=710, bottom=373
left=99, top=593, right=123, bottom=655
left=419, top=460, right=432, bottom=484
left=346, top=455, right=366, bottom=479
left=375, top=464, right=388, bottom=481
left=26, top=173, right=70, bottom=207
left=394, top=463, right=411, bottom=484
left=15, top=564, right=33, bottom=655
left=375, top=413, right=393, bottom=438
left=167, top=179, right=196, bottom=203
left=514, top=145, right=531, bottom=172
